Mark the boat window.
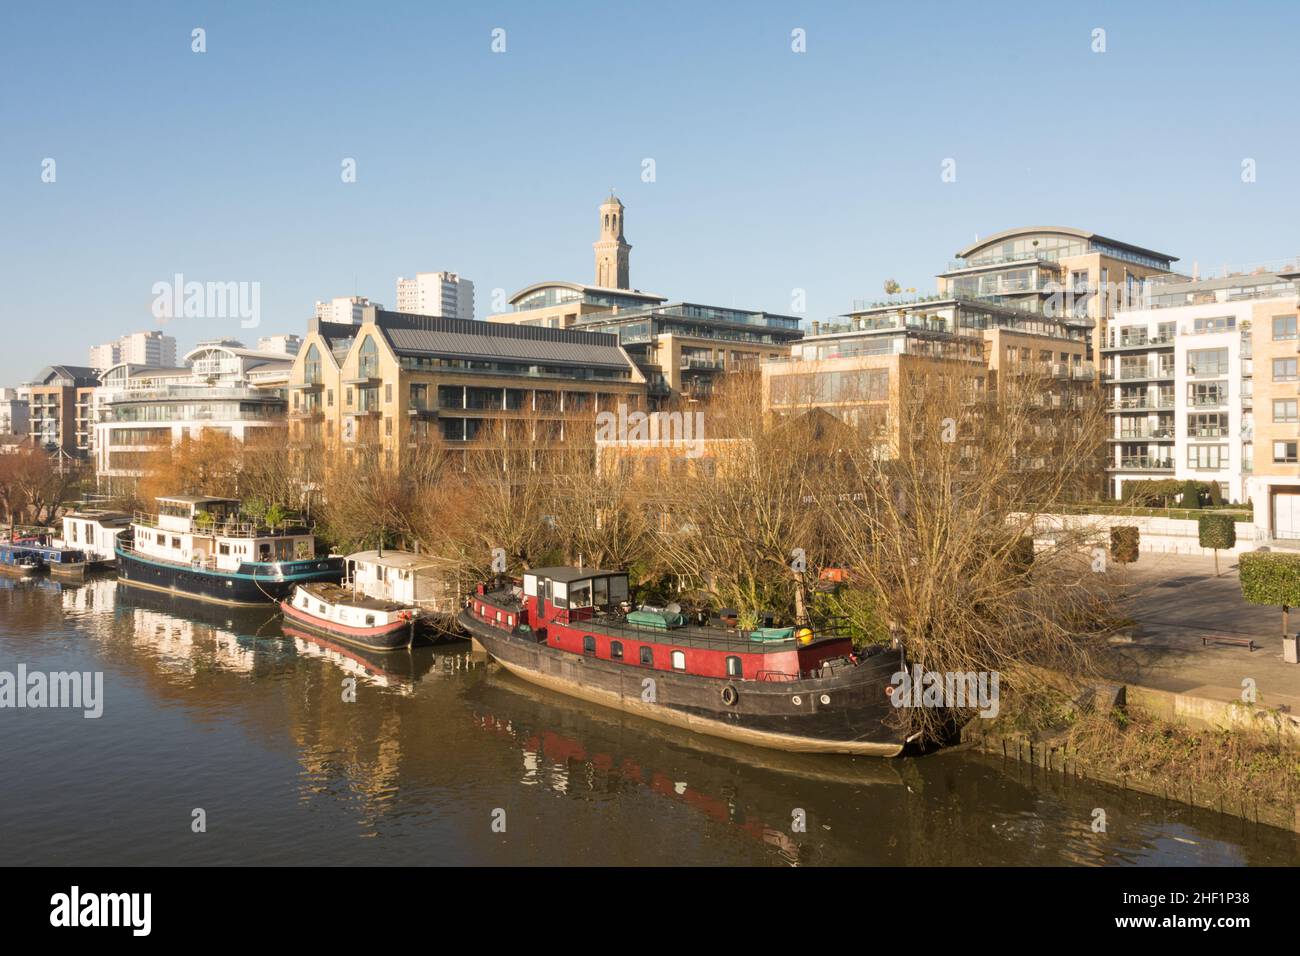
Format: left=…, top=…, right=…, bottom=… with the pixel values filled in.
left=495, top=610, right=502, bottom=622
left=171, top=537, right=181, bottom=549
left=592, top=577, right=608, bottom=606
left=610, top=640, right=623, bottom=660
left=671, top=650, right=686, bottom=671
left=610, top=576, right=629, bottom=604
left=318, top=604, right=327, bottom=613
left=726, top=656, right=742, bottom=678
left=582, top=635, right=596, bottom=656
left=639, top=646, right=653, bottom=666
left=523, top=574, right=538, bottom=597
left=552, top=580, right=568, bottom=609
left=300, top=597, right=309, bottom=608
left=365, top=615, right=375, bottom=626
left=570, top=580, right=592, bottom=608
left=219, top=543, right=230, bottom=555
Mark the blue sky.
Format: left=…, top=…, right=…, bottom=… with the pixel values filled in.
left=2, top=0, right=1298, bottom=383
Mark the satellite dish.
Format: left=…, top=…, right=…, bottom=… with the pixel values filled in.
left=665, top=602, right=682, bottom=616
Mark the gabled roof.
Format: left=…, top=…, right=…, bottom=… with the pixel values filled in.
left=30, top=365, right=100, bottom=387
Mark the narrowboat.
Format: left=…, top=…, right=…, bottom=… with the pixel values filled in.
left=0, top=539, right=88, bottom=579
left=0, top=542, right=44, bottom=578
left=458, top=566, right=917, bottom=757
left=116, top=495, right=344, bottom=606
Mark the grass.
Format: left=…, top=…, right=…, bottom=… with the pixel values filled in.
left=1047, top=502, right=1253, bottom=523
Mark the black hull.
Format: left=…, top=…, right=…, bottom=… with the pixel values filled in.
left=458, top=610, right=913, bottom=756
left=116, top=549, right=345, bottom=606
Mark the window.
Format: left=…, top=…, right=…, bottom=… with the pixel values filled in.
left=725, top=656, right=742, bottom=678
left=1274, top=441, right=1298, bottom=464
left=1187, top=348, right=1229, bottom=377
left=582, top=635, right=596, bottom=656
left=1188, top=382, right=1228, bottom=407
left=670, top=650, right=686, bottom=671
left=1187, top=413, right=1227, bottom=437
left=304, top=344, right=321, bottom=384
left=1275, top=358, right=1298, bottom=383
left=610, top=641, right=623, bottom=660
left=639, top=646, right=653, bottom=666
left=358, top=336, right=379, bottom=378
left=365, top=615, right=375, bottom=626
left=1187, top=445, right=1227, bottom=470
left=1274, top=315, right=1298, bottom=341
left=1275, top=400, right=1298, bottom=424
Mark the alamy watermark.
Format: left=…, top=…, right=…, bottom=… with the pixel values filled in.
left=890, top=664, right=999, bottom=718
left=0, top=664, right=103, bottom=718
left=151, top=273, right=261, bottom=329
left=595, top=403, right=706, bottom=458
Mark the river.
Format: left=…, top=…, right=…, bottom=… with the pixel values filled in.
left=0, top=576, right=1294, bottom=866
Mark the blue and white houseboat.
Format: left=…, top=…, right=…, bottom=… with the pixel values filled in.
left=116, top=495, right=344, bottom=605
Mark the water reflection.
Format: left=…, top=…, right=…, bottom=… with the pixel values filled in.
left=0, top=576, right=1296, bottom=866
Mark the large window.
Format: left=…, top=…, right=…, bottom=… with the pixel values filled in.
left=1274, top=441, right=1299, bottom=464
left=1188, top=382, right=1228, bottom=407
left=1275, top=358, right=1298, bottom=383
left=303, top=344, right=321, bottom=384
left=358, top=336, right=379, bottom=378
left=1187, top=445, right=1227, bottom=470
left=1275, top=315, right=1298, bottom=341
left=1274, top=400, right=1298, bottom=424
left=1187, top=348, right=1229, bottom=377
left=1188, top=413, right=1228, bottom=437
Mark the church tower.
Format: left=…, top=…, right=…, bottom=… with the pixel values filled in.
left=593, top=193, right=631, bottom=289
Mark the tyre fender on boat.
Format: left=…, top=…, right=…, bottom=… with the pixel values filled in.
left=720, top=684, right=739, bottom=706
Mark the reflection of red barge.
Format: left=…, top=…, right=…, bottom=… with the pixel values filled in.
left=458, top=566, right=916, bottom=756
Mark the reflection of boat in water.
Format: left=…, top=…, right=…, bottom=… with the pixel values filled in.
left=113, top=579, right=283, bottom=635
left=279, top=623, right=476, bottom=690
left=475, top=664, right=905, bottom=790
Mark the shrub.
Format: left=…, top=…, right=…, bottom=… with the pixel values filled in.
left=1198, top=513, right=1236, bottom=574
left=1181, top=479, right=1202, bottom=509
left=1207, top=482, right=1224, bottom=507
left=1110, top=526, right=1140, bottom=564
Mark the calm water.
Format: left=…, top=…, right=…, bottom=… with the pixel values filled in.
left=0, top=576, right=1295, bottom=866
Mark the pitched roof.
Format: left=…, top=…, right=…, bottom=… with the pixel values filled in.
left=374, top=311, right=635, bottom=370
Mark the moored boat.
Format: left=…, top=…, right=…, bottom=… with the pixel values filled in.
left=116, top=495, right=344, bottom=606
left=458, top=566, right=917, bottom=757
left=281, top=581, right=418, bottom=650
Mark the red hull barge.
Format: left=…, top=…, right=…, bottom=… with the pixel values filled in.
left=459, top=566, right=915, bottom=756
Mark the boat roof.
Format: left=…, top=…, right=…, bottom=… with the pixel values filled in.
left=156, top=495, right=239, bottom=505
left=349, top=550, right=449, bottom=571
left=527, top=566, right=626, bottom=583
left=65, top=510, right=132, bottom=526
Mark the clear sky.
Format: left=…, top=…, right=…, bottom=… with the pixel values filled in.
left=3, top=0, right=1299, bottom=383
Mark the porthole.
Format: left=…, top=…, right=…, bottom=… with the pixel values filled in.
left=820, top=694, right=830, bottom=705
left=791, top=695, right=802, bottom=706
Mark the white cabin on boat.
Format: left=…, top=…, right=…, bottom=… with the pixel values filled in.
left=346, top=550, right=460, bottom=612
left=129, top=495, right=319, bottom=570
left=59, top=510, right=132, bottom=563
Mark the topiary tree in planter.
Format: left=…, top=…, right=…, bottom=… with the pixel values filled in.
left=1110, top=526, right=1140, bottom=565
left=1198, top=513, right=1236, bottom=576
left=1207, top=481, right=1224, bottom=507
left=1239, top=552, right=1300, bottom=647
left=1180, top=479, right=1202, bottom=510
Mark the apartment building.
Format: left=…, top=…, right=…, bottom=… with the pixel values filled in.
left=287, top=307, right=648, bottom=468
left=314, top=296, right=384, bottom=325
left=88, top=330, right=177, bottom=371
left=257, top=333, right=303, bottom=356
left=27, top=365, right=100, bottom=459
left=490, top=195, right=801, bottom=403
left=1246, top=268, right=1300, bottom=541
left=395, top=271, right=475, bottom=320
left=936, top=226, right=1177, bottom=365
left=0, top=388, right=29, bottom=438
left=1103, top=267, right=1300, bottom=505
left=93, top=342, right=292, bottom=492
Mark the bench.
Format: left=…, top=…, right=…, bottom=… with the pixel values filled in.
left=1201, top=636, right=1257, bottom=651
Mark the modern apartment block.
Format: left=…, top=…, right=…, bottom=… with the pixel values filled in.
left=489, top=195, right=801, bottom=403
left=257, top=333, right=303, bottom=356
left=26, top=365, right=101, bottom=458
left=88, top=330, right=177, bottom=371
left=395, top=271, right=475, bottom=320
left=93, top=341, right=292, bottom=492
left=1103, top=266, right=1300, bottom=505
left=0, top=388, right=29, bottom=438
left=314, top=296, right=384, bottom=325
left=936, top=227, right=1177, bottom=365
left=288, top=306, right=648, bottom=468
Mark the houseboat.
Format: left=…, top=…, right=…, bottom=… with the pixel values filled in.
left=116, top=495, right=345, bottom=605
left=58, top=510, right=132, bottom=568
left=0, top=538, right=89, bottom=579
left=0, top=541, right=44, bottom=577
left=458, top=566, right=917, bottom=757
left=279, top=549, right=462, bottom=649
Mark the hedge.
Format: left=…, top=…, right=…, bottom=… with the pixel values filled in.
left=1239, top=552, right=1300, bottom=608
left=1197, top=513, right=1237, bottom=550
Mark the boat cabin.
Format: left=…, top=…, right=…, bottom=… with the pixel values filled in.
left=523, top=567, right=630, bottom=625
left=347, top=550, right=460, bottom=613
left=129, top=495, right=319, bottom=571
left=60, top=510, right=132, bottom=563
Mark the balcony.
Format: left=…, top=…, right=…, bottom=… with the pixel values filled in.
left=680, top=358, right=722, bottom=372
left=1109, top=456, right=1175, bottom=472
left=1104, top=335, right=1175, bottom=352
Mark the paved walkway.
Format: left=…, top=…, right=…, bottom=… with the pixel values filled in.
left=1100, top=552, right=1300, bottom=713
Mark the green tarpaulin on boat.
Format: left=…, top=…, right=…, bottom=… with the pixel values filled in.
left=748, top=626, right=795, bottom=642
left=627, top=609, right=685, bottom=629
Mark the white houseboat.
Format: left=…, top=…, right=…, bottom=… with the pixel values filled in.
left=116, top=495, right=345, bottom=605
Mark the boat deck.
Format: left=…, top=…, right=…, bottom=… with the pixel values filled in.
left=300, top=582, right=411, bottom=613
